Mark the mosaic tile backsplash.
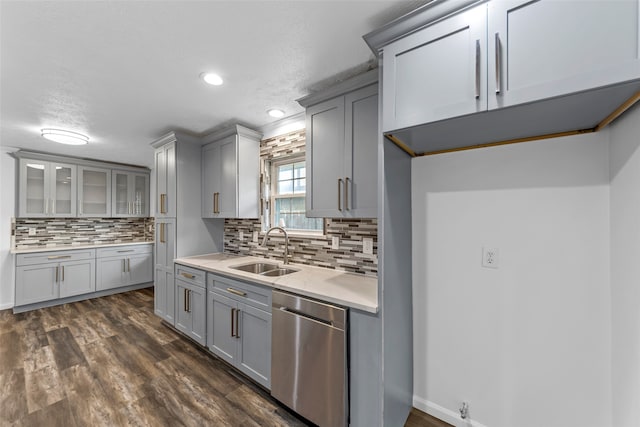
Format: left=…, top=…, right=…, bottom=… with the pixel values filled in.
left=13, top=218, right=154, bottom=249
left=224, top=217, right=377, bottom=276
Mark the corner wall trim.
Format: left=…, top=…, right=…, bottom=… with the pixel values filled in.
left=413, top=396, right=489, bottom=427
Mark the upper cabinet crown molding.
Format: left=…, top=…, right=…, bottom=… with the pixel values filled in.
left=11, top=150, right=150, bottom=173
left=201, top=124, right=262, bottom=145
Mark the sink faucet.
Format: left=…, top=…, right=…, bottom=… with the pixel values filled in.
left=261, top=226, right=290, bottom=264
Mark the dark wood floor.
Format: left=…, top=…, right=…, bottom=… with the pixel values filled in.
left=0, top=287, right=448, bottom=427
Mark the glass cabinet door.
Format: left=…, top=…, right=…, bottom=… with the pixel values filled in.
left=78, top=167, right=111, bottom=217
left=50, top=163, right=76, bottom=217
left=132, top=174, right=148, bottom=216
left=113, top=172, right=130, bottom=216
left=21, top=160, right=47, bottom=216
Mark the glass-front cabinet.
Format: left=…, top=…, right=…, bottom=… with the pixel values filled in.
left=112, top=171, right=149, bottom=217
left=78, top=166, right=111, bottom=217
left=18, top=159, right=76, bottom=217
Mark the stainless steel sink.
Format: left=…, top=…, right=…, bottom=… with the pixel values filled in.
left=230, top=262, right=279, bottom=274
left=260, top=268, right=299, bottom=277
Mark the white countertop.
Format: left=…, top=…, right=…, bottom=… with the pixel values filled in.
left=175, top=253, right=379, bottom=314
left=11, top=241, right=154, bottom=254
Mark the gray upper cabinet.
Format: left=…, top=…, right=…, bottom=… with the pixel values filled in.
left=18, top=158, right=77, bottom=218
left=382, top=4, right=487, bottom=132
left=201, top=125, right=261, bottom=219
left=78, top=166, right=111, bottom=217
left=112, top=171, right=149, bottom=217
left=487, top=0, right=640, bottom=110
left=299, top=70, right=379, bottom=218
left=372, top=0, right=640, bottom=154
left=154, top=141, right=176, bottom=218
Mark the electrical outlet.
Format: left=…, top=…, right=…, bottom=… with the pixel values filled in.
left=28, top=227, right=36, bottom=236
left=239, top=231, right=244, bottom=241
left=362, top=238, right=373, bottom=255
left=252, top=231, right=258, bottom=243
left=482, top=247, right=499, bottom=268
left=332, top=236, right=340, bottom=250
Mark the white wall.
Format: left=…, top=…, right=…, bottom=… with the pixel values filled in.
left=609, top=103, right=640, bottom=427
left=411, top=133, right=612, bottom=427
left=0, top=147, right=17, bottom=309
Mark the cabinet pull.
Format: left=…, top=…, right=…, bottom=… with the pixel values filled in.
left=337, top=178, right=343, bottom=211
left=160, top=194, right=166, bottom=214
left=235, top=309, right=240, bottom=339
left=47, top=255, right=71, bottom=260
left=117, top=250, right=134, bottom=253
left=127, top=258, right=130, bottom=272
left=344, top=177, right=350, bottom=211
left=187, top=289, right=191, bottom=313
left=61, top=266, right=64, bottom=281
left=160, top=223, right=165, bottom=243
left=122, top=259, right=126, bottom=273
left=475, top=39, right=481, bottom=99
left=181, top=272, right=195, bottom=279
left=184, top=288, right=188, bottom=312
left=495, top=32, right=502, bottom=95
left=231, top=308, right=236, bottom=337
left=226, top=287, right=247, bottom=297
left=55, top=266, right=59, bottom=282
left=214, top=192, right=220, bottom=214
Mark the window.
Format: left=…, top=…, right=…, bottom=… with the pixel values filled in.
left=265, top=157, right=323, bottom=233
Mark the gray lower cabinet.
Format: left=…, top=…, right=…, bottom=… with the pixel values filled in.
left=174, top=264, right=207, bottom=345
left=15, top=249, right=96, bottom=306
left=154, top=268, right=175, bottom=325
left=207, top=274, right=272, bottom=389
left=96, top=244, right=153, bottom=291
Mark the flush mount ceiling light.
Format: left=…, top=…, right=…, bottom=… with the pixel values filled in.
left=41, top=128, right=89, bottom=145
left=267, top=109, right=285, bottom=118
left=201, top=72, right=223, bottom=86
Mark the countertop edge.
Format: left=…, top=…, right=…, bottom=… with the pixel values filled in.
left=11, top=241, right=154, bottom=254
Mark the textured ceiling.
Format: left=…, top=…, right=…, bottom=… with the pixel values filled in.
left=0, top=0, right=427, bottom=167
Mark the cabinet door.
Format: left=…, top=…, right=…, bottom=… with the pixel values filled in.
left=78, top=167, right=111, bottom=217
left=218, top=136, right=238, bottom=218
left=19, top=159, right=48, bottom=217
left=112, top=171, right=130, bottom=217
left=154, top=147, right=167, bottom=217
left=131, top=173, right=149, bottom=217
left=154, top=268, right=175, bottom=324
left=488, top=0, right=640, bottom=110
left=96, top=257, right=126, bottom=291
left=49, top=162, right=76, bottom=217
left=165, top=143, right=177, bottom=217
left=344, top=85, right=378, bottom=218
left=305, top=96, right=346, bottom=217
left=15, top=264, right=58, bottom=305
left=175, top=281, right=206, bottom=345
left=382, top=4, right=487, bottom=131
left=128, top=253, right=153, bottom=285
left=175, top=280, right=193, bottom=336
left=207, top=290, right=237, bottom=365
left=201, top=142, right=220, bottom=218
left=154, top=218, right=175, bottom=270
left=59, top=259, right=95, bottom=298
left=237, top=303, right=271, bottom=389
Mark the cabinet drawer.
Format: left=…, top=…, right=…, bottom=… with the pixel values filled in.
left=175, top=264, right=206, bottom=287
left=96, top=244, right=153, bottom=258
left=16, top=249, right=96, bottom=267
left=207, top=274, right=271, bottom=311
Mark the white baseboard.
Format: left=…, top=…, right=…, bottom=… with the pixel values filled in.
left=0, top=302, right=14, bottom=310
left=413, top=395, right=488, bottom=427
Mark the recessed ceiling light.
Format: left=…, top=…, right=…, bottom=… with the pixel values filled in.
left=201, top=73, right=223, bottom=86
left=41, top=129, right=89, bottom=145
left=267, top=109, right=285, bottom=118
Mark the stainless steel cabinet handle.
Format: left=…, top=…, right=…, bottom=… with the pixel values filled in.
left=55, top=266, right=59, bottom=282
left=226, top=287, right=247, bottom=297
left=475, top=39, right=481, bottom=99
left=231, top=308, right=236, bottom=337
left=127, top=258, right=130, bottom=272
left=344, top=177, right=350, bottom=211
left=122, top=259, right=126, bottom=273
left=337, top=179, right=343, bottom=211
left=187, top=289, right=191, bottom=313
left=61, top=266, right=64, bottom=281
left=117, top=250, right=134, bottom=253
left=235, top=309, right=240, bottom=338
left=184, top=288, right=188, bottom=312
left=495, top=32, right=502, bottom=95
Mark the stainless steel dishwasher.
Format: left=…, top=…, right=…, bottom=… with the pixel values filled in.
left=271, top=290, right=348, bottom=427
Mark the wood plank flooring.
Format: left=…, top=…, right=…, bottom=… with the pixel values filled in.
left=0, top=288, right=448, bottom=427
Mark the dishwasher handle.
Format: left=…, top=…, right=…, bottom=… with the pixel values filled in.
left=272, top=290, right=347, bottom=330
left=278, top=306, right=335, bottom=328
